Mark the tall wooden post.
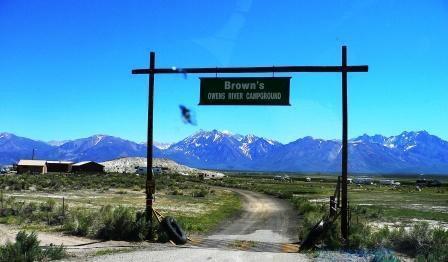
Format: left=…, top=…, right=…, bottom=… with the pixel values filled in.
left=341, top=46, right=349, bottom=242
left=146, top=52, right=155, bottom=236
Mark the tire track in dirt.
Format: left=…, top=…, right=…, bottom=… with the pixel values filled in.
left=207, top=188, right=300, bottom=243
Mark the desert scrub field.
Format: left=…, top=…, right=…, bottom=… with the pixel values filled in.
left=0, top=173, right=241, bottom=240
left=205, top=173, right=448, bottom=259
left=206, top=174, right=448, bottom=224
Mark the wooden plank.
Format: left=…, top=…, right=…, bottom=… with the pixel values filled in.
left=132, top=65, right=368, bottom=75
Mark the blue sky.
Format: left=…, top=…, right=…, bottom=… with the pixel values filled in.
left=0, top=0, right=447, bottom=143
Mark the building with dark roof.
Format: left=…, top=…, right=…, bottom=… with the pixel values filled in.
left=72, top=161, right=104, bottom=173
left=46, top=161, right=73, bottom=173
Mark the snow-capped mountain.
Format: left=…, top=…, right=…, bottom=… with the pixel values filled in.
left=162, top=130, right=448, bottom=173
left=1, top=130, right=447, bottom=174
left=154, top=142, right=172, bottom=150
left=163, top=130, right=279, bottom=169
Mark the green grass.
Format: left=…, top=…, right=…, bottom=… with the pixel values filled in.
left=175, top=189, right=241, bottom=232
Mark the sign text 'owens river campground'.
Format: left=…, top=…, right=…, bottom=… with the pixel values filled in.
left=199, top=77, right=291, bottom=105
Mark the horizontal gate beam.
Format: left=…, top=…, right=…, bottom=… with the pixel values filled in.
left=132, top=65, right=368, bottom=75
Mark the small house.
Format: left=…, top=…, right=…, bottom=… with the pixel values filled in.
left=72, top=161, right=104, bottom=173
left=46, top=161, right=73, bottom=173
left=17, top=160, right=47, bottom=174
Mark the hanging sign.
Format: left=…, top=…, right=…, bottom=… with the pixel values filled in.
left=199, top=77, right=291, bottom=106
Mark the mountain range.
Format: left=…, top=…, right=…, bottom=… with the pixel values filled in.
left=1, top=130, right=447, bottom=174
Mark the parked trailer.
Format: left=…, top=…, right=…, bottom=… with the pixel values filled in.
left=199, top=172, right=225, bottom=180
left=379, top=179, right=395, bottom=185
left=135, top=166, right=162, bottom=175
left=274, top=175, right=291, bottom=182
left=416, top=179, right=442, bottom=187
left=353, top=177, right=374, bottom=185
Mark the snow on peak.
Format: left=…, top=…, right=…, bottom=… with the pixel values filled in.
left=213, top=132, right=222, bottom=142
left=93, top=135, right=106, bottom=145
left=244, top=134, right=257, bottom=143
left=405, top=144, right=416, bottom=151
left=266, top=139, right=276, bottom=145
left=0, top=132, right=13, bottom=139
left=154, top=142, right=172, bottom=149
left=221, top=130, right=232, bottom=135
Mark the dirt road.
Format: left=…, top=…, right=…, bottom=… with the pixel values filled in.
left=89, top=188, right=307, bottom=261
left=207, top=188, right=300, bottom=243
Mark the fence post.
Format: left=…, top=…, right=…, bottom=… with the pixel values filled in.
left=330, top=196, right=336, bottom=217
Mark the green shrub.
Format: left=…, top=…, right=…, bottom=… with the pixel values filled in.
left=427, top=228, right=448, bottom=261
left=0, top=231, right=66, bottom=262
left=292, top=197, right=320, bottom=214
left=192, top=188, right=209, bottom=197
left=96, top=206, right=148, bottom=241
left=39, top=198, right=56, bottom=212
left=357, top=222, right=448, bottom=260
left=169, top=188, right=183, bottom=195
left=62, top=205, right=148, bottom=241
left=42, top=244, right=66, bottom=261
left=63, top=208, right=94, bottom=236
left=386, top=223, right=448, bottom=260
left=348, top=221, right=372, bottom=249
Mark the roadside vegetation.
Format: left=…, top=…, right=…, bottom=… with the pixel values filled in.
left=0, top=173, right=241, bottom=242
left=0, top=231, right=66, bottom=262
left=2, top=171, right=446, bottom=259
left=204, top=173, right=448, bottom=260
